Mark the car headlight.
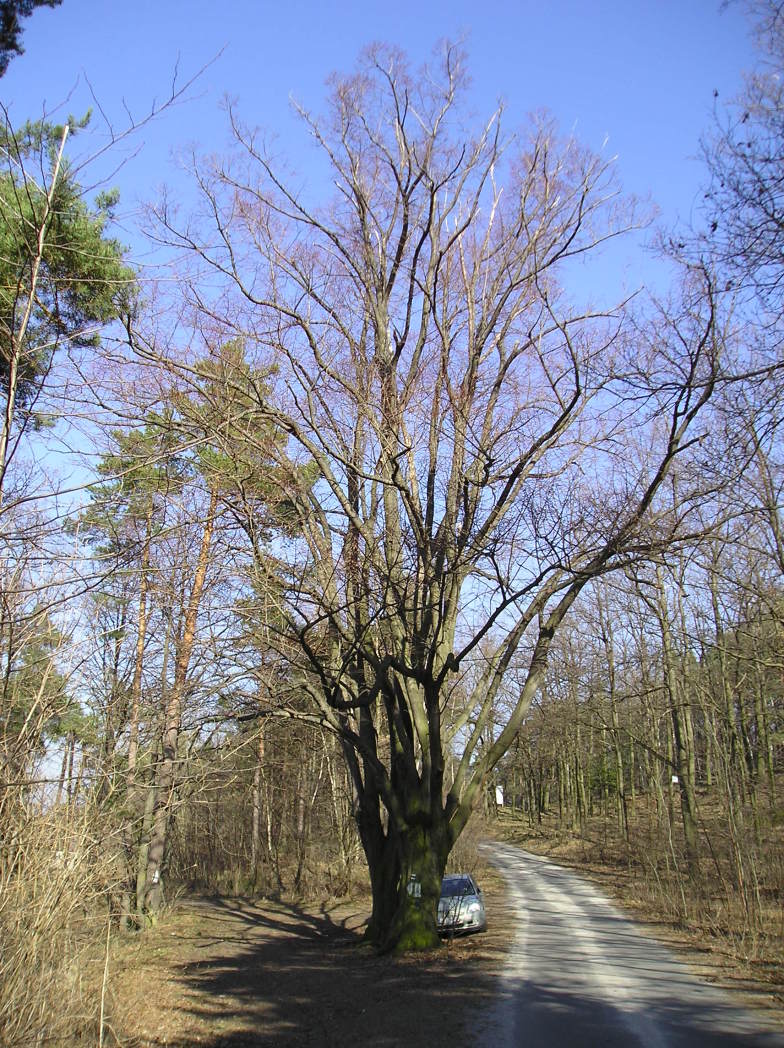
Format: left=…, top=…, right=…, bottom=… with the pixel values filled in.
left=467, top=902, right=481, bottom=913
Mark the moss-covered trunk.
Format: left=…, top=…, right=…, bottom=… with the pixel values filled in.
left=355, top=780, right=451, bottom=952
left=383, top=822, right=449, bottom=952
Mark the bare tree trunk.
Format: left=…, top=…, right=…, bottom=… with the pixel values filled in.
left=97, top=604, right=127, bottom=803
left=251, top=727, right=264, bottom=875
left=135, top=749, right=158, bottom=915
left=65, top=735, right=76, bottom=804
left=127, top=511, right=152, bottom=783
left=707, top=550, right=747, bottom=803
left=56, top=734, right=72, bottom=807
left=597, top=595, right=628, bottom=838
left=656, top=566, right=700, bottom=878
left=575, top=720, right=587, bottom=828
left=143, top=490, right=217, bottom=914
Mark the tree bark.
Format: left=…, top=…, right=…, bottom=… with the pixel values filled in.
left=656, top=566, right=700, bottom=878
left=143, top=490, right=217, bottom=914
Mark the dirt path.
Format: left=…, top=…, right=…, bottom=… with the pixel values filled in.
left=110, top=885, right=512, bottom=1047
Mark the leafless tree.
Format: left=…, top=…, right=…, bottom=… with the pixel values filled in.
left=701, top=0, right=784, bottom=316
left=144, top=45, right=725, bottom=949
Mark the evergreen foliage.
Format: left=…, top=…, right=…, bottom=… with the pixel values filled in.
left=0, top=116, right=134, bottom=417
left=0, top=0, right=62, bottom=76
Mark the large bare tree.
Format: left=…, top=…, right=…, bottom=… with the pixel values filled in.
left=146, top=45, right=724, bottom=949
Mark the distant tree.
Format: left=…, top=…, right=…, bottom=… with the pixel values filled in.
left=0, top=1, right=62, bottom=76
left=0, top=604, right=68, bottom=783
left=80, top=422, right=190, bottom=776
left=136, top=342, right=292, bottom=915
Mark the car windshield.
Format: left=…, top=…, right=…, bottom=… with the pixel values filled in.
left=441, top=876, right=473, bottom=897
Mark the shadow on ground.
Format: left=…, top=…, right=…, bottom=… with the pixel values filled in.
left=130, top=896, right=501, bottom=1048
left=480, top=970, right=784, bottom=1048
left=120, top=885, right=784, bottom=1047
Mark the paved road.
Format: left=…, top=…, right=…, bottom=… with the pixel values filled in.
left=476, top=842, right=784, bottom=1048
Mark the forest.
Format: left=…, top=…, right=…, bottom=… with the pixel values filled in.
left=1, top=1, right=783, bottom=1044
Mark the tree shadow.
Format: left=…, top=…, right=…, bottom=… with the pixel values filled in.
left=126, top=893, right=784, bottom=1048
left=482, top=977, right=784, bottom=1048
left=133, top=896, right=499, bottom=1047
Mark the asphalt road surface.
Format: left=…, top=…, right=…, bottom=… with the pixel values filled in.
left=476, top=842, right=784, bottom=1048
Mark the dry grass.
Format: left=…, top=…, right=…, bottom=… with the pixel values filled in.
left=0, top=799, right=121, bottom=1048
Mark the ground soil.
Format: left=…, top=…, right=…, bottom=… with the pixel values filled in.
left=108, top=831, right=784, bottom=1046
left=108, top=869, right=514, bottom=1048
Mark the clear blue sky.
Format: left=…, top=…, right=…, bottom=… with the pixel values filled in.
left=2, top=1, right=758, bottom=289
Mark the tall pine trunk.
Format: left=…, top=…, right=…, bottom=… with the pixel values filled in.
left=143, top=491, right=217, bottom=913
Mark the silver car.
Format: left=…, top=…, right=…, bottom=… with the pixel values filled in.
left=437, top=873, right=487, bottom=934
